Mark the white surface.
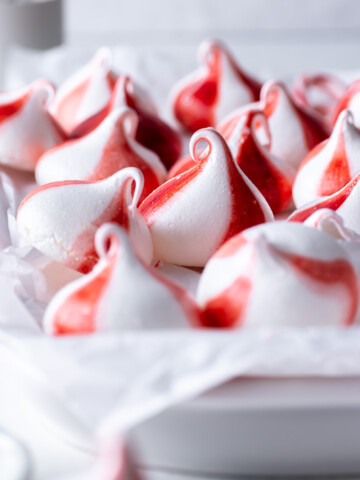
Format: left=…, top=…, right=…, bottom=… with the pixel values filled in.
left=132, top=378, right=360, bottom=476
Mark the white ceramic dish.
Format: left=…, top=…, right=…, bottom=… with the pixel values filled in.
left=131, top=377, right=360, bottom=477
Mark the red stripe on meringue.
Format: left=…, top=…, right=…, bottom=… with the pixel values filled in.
left=201, top=276, right=252, bottom=328
left=139, top=163, right=203, bottom=226
left=317, top=123, right=351, bottom=197
left=222, top=145, right=268, bottom=243
left=230, top=112, right=292, bottom=213
left=276, top=248, right=358, bottom=326
left=51, top=257, right=115, bottom=335
left=213, top=233, right=248, bottom=259
left=71, top=179, right=132, bottom=273
left=173, top=49, right=220, bottom=132
left=88, top=117, right=161, bottom=203
left=288, top=174, right=360, bottom=223
left=0, top=92, right=30, bottom=124
left=55, top=77, right=92, bottom=133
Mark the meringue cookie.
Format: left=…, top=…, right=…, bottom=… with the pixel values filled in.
left=260, top=80, right=328, bottom=170
left=293, top=111, right=360, bottom=207
left=334, top=78, right=360, bottom=128
left=73, top=75, right=182, bottom=169
left=17, top=168, right=152, bottom=273
left=169, top=109, right=295, bottom=213
left=36, top=107, right=167, bottom=203
left=289, top=173, right=360, bottom=235
left=292, top=73, right=346, bottom=134
left=140, top=128, right=274, bottom=267
left=197, top=221, right=358, bottom=328
left=0, top=80, right=65, bottom=171
left=171, top=39, right=261, bottom=133
left=49, top=48, right=117, bottom=136
left=44, top=223, right=200, bottom=334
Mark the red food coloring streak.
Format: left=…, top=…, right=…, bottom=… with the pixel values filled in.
left=71, top=180, right=131, bottom=274
left=288, top=174, right=360, bottom=223
left=222, top=142, right=267, bottom=243
left=274, top=248, right=358, bottom=326
left=72, top=75, right=182, bottom=169
left=0, top=91, right=30, bottom=124
left=87, top=115, right=161, bottom=203
left=226, top=111, right=292, bottom=213
left=317, top=123, right=351, bottom=197
left=333, top=79, right=360, bottom=126
left=139, top=162, right=203, bottom=226
left=58, top=71, right=116, bottom=135
left=173, top=49, right=220, bottom=132
left=18, top=177, right=132, bottom=274
left=202, top=277, right=252, bottom=328
left=52, top=256, right=116, bottom=335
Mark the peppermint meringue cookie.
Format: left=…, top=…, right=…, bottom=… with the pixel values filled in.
left=140, top=128, right=274, bottom=267
left=260, top=80, right=328, bottom=170
left=333, top=78, right=360, bottom=128
left=169, top=110, right=295, bottom=213
left=197, top=222, right=358, bottom=328
left=289, top=173, right=360, bottom=235
left=36, top=107, right=167, bottom=203
left=0, top=80, right=66, bottom=171
left=49, top=48, right=117, bottom=136
left=292, top=73, right=346, bottom=134
left=171, top=39, right=261, bottom=133
left=17, top=168, right=152, bottom=273
left=74, top=75, right=182, bottom=169
left=44, top=223, right=201, bottom=335
left=293, top=110, right=360, bottom=207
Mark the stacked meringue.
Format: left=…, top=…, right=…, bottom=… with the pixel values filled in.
left=0, top=41, right=358, bottom=335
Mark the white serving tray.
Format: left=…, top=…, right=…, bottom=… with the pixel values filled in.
left=131, top=377, right=360, bottom=477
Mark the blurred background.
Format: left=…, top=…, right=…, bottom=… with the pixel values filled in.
left=64, top=0, right=360, bottom=73
left=1, top=0, right=360, bottom=76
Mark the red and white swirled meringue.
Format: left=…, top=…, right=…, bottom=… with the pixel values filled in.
left=293, top=110, right=360, bottom=208
left=197, top=221, right=359, bottom=328
left=289, top=173, right=360, bottom=235
left=169, top=109, right=295, bottom=213
left=49, top=48, right=117, bottom=136
left=44, top=223, right=200, bottom=335
left=333, top=78, right=360, bottom=128
left=292, top=73, right=346, bottom=134
left=0, top=80, right=66, bottom=171
left=74, top=75, right=182, bottom=169
left=171, top=39, right=261, bottom=133
left=17, top=168, right=152, bottom=273
left=259, top=80, right=328, bottom=170
left=140, top=128, right=274, bottom=267
left=35, top=107, right=167, bottom=203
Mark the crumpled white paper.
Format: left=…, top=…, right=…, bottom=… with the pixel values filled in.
left=2, top=45, right=360, bottom=479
